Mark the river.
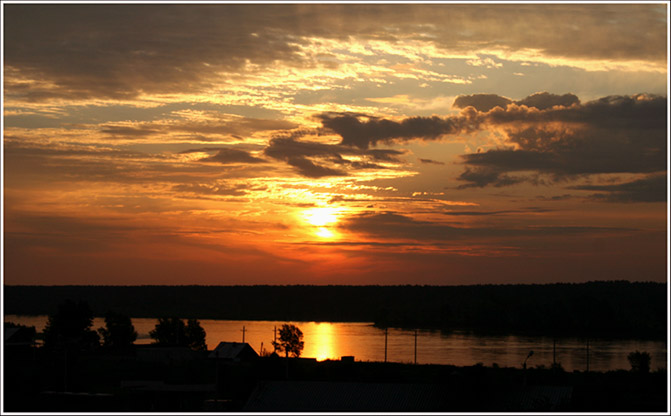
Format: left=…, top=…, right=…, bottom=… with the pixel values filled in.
left=5, top=315, right=667, bottom=372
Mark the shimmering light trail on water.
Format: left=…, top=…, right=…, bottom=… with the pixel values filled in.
left=5, top=315, right=666, bottom=372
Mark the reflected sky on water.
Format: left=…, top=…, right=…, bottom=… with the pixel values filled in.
left=5, top=315, right=666, bottom=372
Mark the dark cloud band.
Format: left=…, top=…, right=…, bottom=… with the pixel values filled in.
left=456, top=93, right=667, bottom=192
left=6, top=4, right=664, bottom=101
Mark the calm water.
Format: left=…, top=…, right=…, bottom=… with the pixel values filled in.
left=5, top=315, right=667, bottom=372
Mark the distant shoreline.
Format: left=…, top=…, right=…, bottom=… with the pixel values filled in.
left=4, top=281, right=668, bottom=340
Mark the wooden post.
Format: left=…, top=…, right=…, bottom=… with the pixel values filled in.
left=553, top=338, right=556, bottom=366
left=215, top=350, right=219, bottom=403
left=414, top=330, right=417, bottom=365
left=586, top=338, right=590, bottom=373
left=63, top=348, right=68, bottom=392
left=384, top=328, right=388, bottom=363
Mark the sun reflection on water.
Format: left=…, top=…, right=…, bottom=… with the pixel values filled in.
left=311, top=322, right=336, bottom=361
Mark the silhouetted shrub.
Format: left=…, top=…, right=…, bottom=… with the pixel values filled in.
left=551, top=362, right=565, bottom=372
left=627, top=350, right=651, bottom=373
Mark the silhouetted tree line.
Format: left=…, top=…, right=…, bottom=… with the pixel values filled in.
left=4, top=281, right=666, bottom=339
left=149, top=317, right=207, bottom=350
left=37, top=300, right=206, bottom=354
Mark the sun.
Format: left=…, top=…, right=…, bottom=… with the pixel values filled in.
left=302, top=207, right=341, bottom=239
left=315, top=227, right=334, bottom=239
left=303, top=207, right=339, bottom=227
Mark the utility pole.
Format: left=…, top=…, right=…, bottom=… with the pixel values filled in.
left=384, top=328, right=388, bottom=363
left=414, top=330, right=418, bottom=365
left=522, top=350, right=533, bottom=386
left=241, top=326, right=246, bottom=343
left=586, top=338, right=590, bottom=373
left=553, top=338, right=556, bottom=366
left=215, top=350, right=219, bottom=405
left=63, top=348, right=68, bottom=392
left=273, top=326, right=277, bottom=350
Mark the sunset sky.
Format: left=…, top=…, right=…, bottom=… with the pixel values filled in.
left=2, top=3, right=668, bottom=286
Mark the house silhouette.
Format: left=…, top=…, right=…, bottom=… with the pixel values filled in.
left=208, top=342, right=258, bottom=362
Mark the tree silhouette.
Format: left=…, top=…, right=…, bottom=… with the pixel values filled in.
left=627, top=350, right=651, bottom=373
left=98, top=311, right=137, bottom=352
left=150, top=317, right=186, bottom=346
left=43, top=299, right=99, bottom=351
left=185, top=318, right=207, bottom=351
left=272, top=324, right=304, bottom=358
left=149, top=317, right=207, bottom=350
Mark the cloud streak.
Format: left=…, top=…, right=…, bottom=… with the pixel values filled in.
left=182, top=148, right=267, bottom=164
left=570, top=174, right=668, bottom=203
left=99, top=115, right=297, bottom=141
left=264, top=136, right=405, bottom=178
left=319, top=112, right=476, bottom=149
left=340, top=211, right=633, bottom=242
left=453, top=92, right=580, bottom=112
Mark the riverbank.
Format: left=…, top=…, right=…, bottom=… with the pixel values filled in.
left=3, top=345, right=667, bottom=412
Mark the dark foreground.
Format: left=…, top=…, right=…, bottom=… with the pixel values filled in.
left=4, top=345, right=667, bottom=412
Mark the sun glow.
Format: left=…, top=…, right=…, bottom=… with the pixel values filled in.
left=302, top=207, right=343, bottom=239
left=303, top=207, right=339, bottom=227
left=316, top=227, right=335, bottom=239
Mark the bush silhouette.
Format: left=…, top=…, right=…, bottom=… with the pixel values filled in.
left=627, top=350, right=651, bottom=373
